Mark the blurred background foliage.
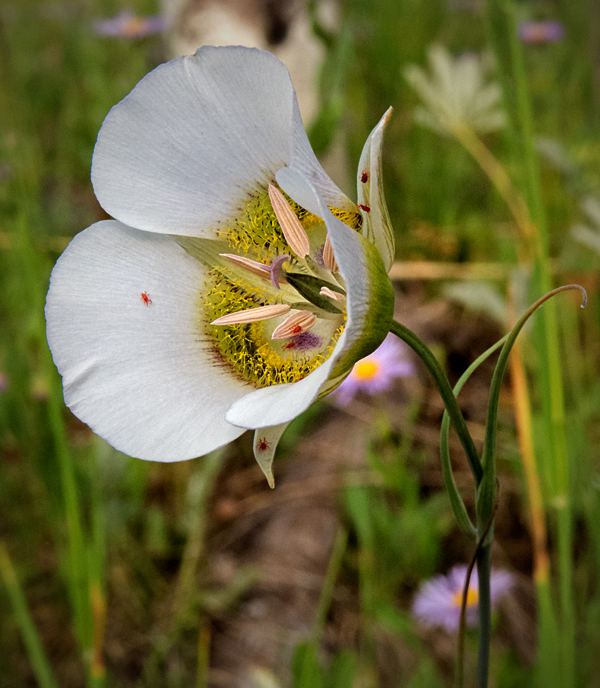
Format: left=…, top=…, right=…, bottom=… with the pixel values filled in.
left=1, top=0, right=600, bottom=686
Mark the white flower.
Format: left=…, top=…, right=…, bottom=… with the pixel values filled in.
left=404, top=45, right=505, bottom=136
left=45, top=46, right=395, bottom=486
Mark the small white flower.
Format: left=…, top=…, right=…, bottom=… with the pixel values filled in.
left=404, top=45, right=505, bottom=136
left=45, top=47, right=396, bottom=486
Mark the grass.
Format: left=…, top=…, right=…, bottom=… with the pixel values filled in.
left=1, top=0, right=600, bottom=686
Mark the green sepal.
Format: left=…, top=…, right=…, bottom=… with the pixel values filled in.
left=329, top=231, right=395, bottom=378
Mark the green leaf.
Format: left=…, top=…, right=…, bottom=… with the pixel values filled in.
left=285, top=272, right=344, bottom=314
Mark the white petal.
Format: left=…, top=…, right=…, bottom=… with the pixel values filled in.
left=253, top=423, right=291, bottom=488
left=276, top=164, right=353, bottom=219
left=357, top=108, right=395, bottom=271
left=226, top=329, right=348, bottom=428
left=46, top=220, right=252, bottom=461
left=92, top=46, right=295, bottom=237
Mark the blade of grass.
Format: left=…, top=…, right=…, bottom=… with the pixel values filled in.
left=0, top=542, right=59, bottom=688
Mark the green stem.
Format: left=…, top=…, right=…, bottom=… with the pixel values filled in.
left=441, top=334, right=509, bottom=540
left=476, top=545, right=492, bottom=688
left=474, top=285, right=584, bottom=688
left=478, top=286, right=585, bottom=526
left=389, top=320, right=482, bottom=484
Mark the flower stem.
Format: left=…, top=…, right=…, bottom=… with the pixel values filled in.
left=476, top=544, right=492, bottom=688
left=389, top=319, right=482, bottom=484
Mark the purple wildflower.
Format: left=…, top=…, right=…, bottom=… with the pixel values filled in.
left=332, top=334, right=414, bottom=405
left=412, top=565, right=514, bottom=631
left=94, top=11, right=165, bottom=39
left=519, top=21, right=564, bottom=44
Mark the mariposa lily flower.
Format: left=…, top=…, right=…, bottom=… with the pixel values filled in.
left=45, top=46, right=395, bottom=486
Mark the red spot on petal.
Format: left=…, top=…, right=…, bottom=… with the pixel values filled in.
left=360, top=171, right=368, bottom=183
left=358, top=204, right=371, bottom=213
left=283, top=341, right=297, bottom=350
left=140, top=291, right=152, bottom=306
left=291, top=325, right=303, bottom=334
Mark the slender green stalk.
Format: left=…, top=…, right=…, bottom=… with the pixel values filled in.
left=440, top=334, right=509, bottom=540
left=88, top=443, right=107, bottom=686
left=456, top=511, right=497, bottom=688
left=0, top=543, right=59, bottom=688
left=173, top=449, right=224, bottom=620
left=487, top=5, right=577, bottom=683
left=313, top=527, right=348, bottom=644
left=196, top=625, right=210, bottom=688
left=474, top=285, right=585, bottom=688
left=475, top=545, right=492, bottom=688
left=389, top=320, right=482, bottom=483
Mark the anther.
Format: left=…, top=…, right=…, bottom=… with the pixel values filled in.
left=319, top=286, right=345, bottom=301
left=271, top=310, right=317, bottom=340
left=211, top=304, right=290, bottom=326
left=220, top=254, right=271, bottom=280
left=323, top=236, right=339, bottom=274
left=268, top=184, right=310, bottom=258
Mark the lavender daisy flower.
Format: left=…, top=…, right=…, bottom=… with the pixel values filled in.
left=94, top=11, right=165, bottom=39
left=333, top=333, right=414, bottom=405
left=519, top=21, right=564, bottom=44
left=412, top=565, right=514, bottom=631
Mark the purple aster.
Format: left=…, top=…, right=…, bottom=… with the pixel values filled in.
left=519, top=21, right=564, bottom=44
left=94, top=11, right=166, bottom=39
left=332, top=334, right=414, bottom=405
left=412, top=565, right=514, bottom=632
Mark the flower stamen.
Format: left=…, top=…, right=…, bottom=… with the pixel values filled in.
left=220, top=253, right=272, bottom=280
left=319, top=286, right=345, bottom=301
left=323, top=236, right=339, bottom=274
left=211, top=303, right=290, bottom=326
left=268, top=184, right=310, bottom=258
left=271, top=310, right=317, bottom=339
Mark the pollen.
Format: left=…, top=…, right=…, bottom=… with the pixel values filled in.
left=219, top=192, right=289, bottom=261
left=330, top=207, right=363, bottom=231
left=217, top=189, right=362, bottom=265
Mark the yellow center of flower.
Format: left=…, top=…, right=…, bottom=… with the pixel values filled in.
left=203, top=190, right=358, bottom=387
left=353, top=359, right=380, bottom=380
left=203, top=271, right=344, bottom=386
left=218, top=192, right=362, bottom=260
left=452, top=588, right=479, bottom=609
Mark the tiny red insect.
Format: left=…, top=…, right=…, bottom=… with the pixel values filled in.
left=256, top=437, right=271, bottom=452
left=360, top=171, right=369, bottom=183
left=283, top=341, right=297, bottom=350
left=140, top=291, right=152, bottom=306
left=358, top=204, right=371, bottom=213
left=291, top=325, right=303, bottom=335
